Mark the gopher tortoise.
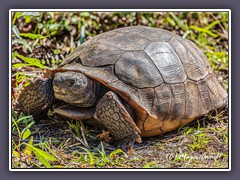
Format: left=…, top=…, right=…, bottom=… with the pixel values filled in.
left=19, top=26, right=228, bottom=150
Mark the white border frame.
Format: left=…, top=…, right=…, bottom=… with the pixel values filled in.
left=9, top=9, right=231, bottom=171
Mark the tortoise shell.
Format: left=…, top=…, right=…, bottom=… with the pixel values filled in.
left=58, top=26, right=228, bottom=137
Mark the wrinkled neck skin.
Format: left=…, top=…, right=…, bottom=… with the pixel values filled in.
left=53, top=71, right=107, bottom=107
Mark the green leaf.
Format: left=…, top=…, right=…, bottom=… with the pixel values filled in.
left=12, top=12, right=40, bottom=25
left=206, top=20, right=221, bottom=30
left=80, top=12, right=90, bottom=17
left=143, top=161, right=155, bottom=168
left=52, top=165, right=65, bottom=168
left=12, top=12, right=23, bottom=25
left=19, top=33, right=45, bottom=39
left=185, top=128, right=193, bottom=135
left=24, top=143, right=57, bottom=161
left=79, top=26, right=85, bottom=45
left=53, top=49, right=61, bottom=55
left=166, top=16, right=176, bottom=27
left=169, top=12, right=188, bottom=31
left=12, top=51, right=18, bottom=60
left=12, top=25, right=22, bottom=39
left=12, top=63, right=36, bottom=68
left=24, top=136, right=33, bottom=155
left=195, top=132, right=205, bottom=137
left=23, top=136, right=34, bottom=163
left=12, top=150, right=20, bottom=158
left=12, top=115, right=33, bottom=127
left=15, top=53, right=46, bottom=69
left=21, top=121, right=34, bottom=136
left=189, top=26, right=219, bottom=38
left=19, top=31, right=56, bottom=40
left=80, top=147, right=95, bottom=165
left=32, top=150, right=52, bottom=168
left=197, top=120, right=201, bottom=130
left=22, top=129, right=31, bottom=140
left=12, top=39, right=32, bottom=52
left=108, top=149, right=125, bottom=158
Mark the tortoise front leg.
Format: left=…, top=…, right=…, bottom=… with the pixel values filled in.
left=18, top=78, right=56, bottom=120
left=94, top=91, right=142, bottom=151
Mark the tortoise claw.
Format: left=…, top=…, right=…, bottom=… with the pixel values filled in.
left=116, top=132, right=142, bottom=152
left=116, top=137, right=135, bottom=152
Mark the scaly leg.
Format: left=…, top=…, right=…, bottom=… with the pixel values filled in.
left=94, top=91, right=142, bottom=151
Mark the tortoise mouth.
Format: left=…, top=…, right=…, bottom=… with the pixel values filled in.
left=54, top=92, right=68, bottom=100
left=53, top=87, right=79, bottom=103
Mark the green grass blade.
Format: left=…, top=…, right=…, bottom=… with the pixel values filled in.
left=12, top=39, right=32, bottom=53
left=189, top=25, right=219, bottom=38
left=12, top=115, right=33, bottom=127
left=206, top=20, right=221, bottom=30
left=12, top=63, right=38, bottom=68
left=12, top=25, right=22, bottom=39
left=14, top=53, right=46, bottom=69
left=143, top=161, right=155, bottom=168
left=12, top=150, right=20, bottom=158
left=19, top=33, right=45, bottom=40
left=22, top=129, right=31, bottom=140
left=19, top=31, right=56, bottom=40
left=80, top=147, right=95, bottom=165
left=44, top=143, right=60, bottom=161
left=54, top=49, right=61, bottom=55
left=12, top=12, right=23, bottom=25
left=12, top=12, right=40, bottom=25
left=21, top=121, right=34, bottom=136
left=24, top=143, right=57, bottom=161
left=185, top=127, right=194, bottom=135
left=32, top=150, right=52, bottom=168
left=169, top=12, right=188, bottom=31
left=79, top=26, right=85, bottom=45
left=23, top=136, right=33, bottom=155
left=12, top=51, right=18, bottom=60
left=108, top=149, right=125, bottom=158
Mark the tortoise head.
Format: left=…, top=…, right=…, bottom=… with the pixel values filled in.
left=53, top=71, right=99, bottom=107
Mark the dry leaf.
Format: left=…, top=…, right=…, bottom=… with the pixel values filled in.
left=96, top=130, right=112, bottom=142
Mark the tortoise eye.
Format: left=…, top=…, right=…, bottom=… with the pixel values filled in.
left=68, top=79, right=75, bottom=86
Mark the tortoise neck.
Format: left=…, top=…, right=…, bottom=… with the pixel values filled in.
left=96, top=83, right=110, bottom=102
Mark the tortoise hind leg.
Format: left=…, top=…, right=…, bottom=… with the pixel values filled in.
left=94, top=91, right=142, bottom=151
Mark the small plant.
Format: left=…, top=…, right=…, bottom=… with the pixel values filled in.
left=12, top=111, right=58, bottom=168
left=12, top=12, right=42, bottom=52
left=143, top=161, right=160, bottom=168
left=67, top=120, right=90, bottom=149
left=187, top=132, right=212, bottom=151
left=79, top=142, right=127, bottom=167
left=12, top=52, right=50, bottom=69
